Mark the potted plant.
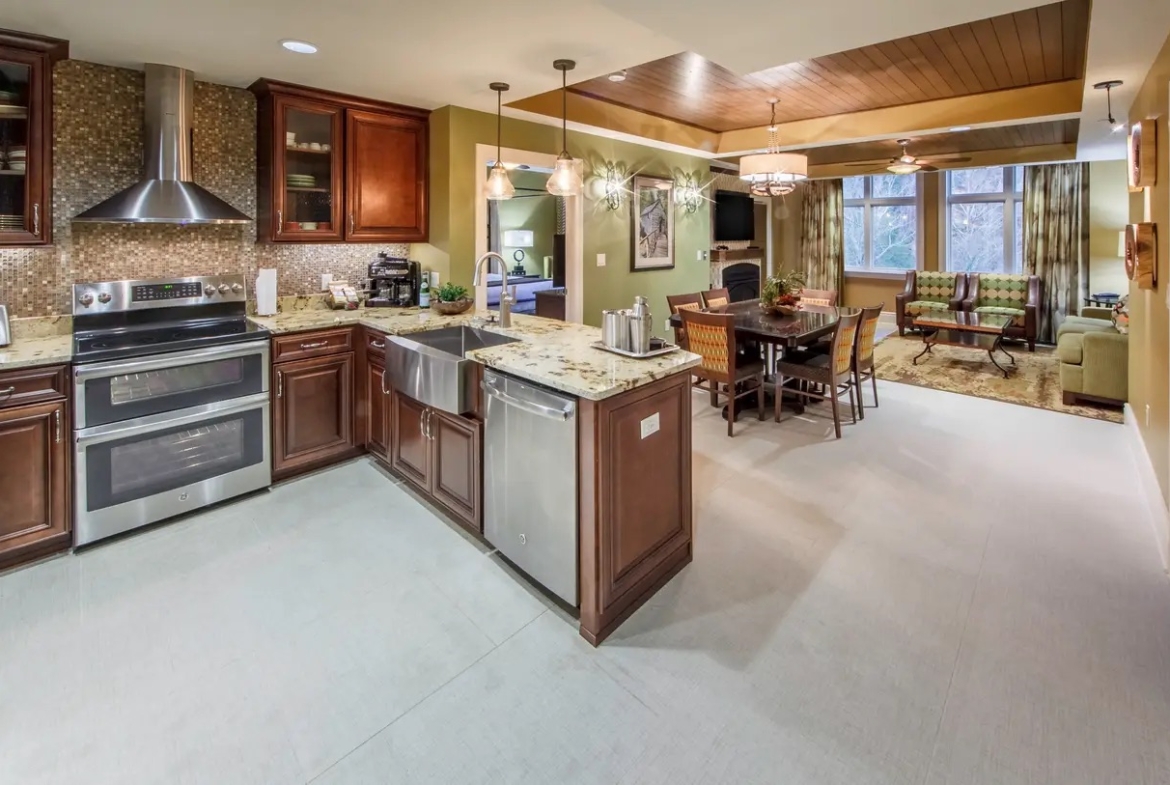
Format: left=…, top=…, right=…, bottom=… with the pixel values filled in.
left=433, top=282, right=474, bottom=315
left=760, top=270, right=806, bottom=315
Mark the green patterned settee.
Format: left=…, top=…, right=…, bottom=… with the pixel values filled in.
left=961, top=273, right=1041, bottom=351
left=895, top=271, right=967, bottom=335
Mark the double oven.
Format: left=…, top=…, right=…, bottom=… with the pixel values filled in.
left=71, top=275, right=272, bottom=546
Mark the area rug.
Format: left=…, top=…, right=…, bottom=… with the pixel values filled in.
left=872, top=334, right=1124, bottom=424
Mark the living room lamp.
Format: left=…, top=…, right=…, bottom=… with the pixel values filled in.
left=484, top=82, right=515, bottom=201
left=546, top=59, right=583, bottom=197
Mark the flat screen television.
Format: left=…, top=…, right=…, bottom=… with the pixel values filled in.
left=714, top=190, right=755, bottom=242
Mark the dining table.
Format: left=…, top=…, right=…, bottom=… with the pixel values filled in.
left=669, top=300, right=861, bottom=418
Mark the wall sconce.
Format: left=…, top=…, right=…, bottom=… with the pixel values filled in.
left=674, top=173, right=704, bottom=215
left=589, top=161, right=624, bottom=210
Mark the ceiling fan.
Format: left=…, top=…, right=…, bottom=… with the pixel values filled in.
left=846, top=139, right=971, bottom=174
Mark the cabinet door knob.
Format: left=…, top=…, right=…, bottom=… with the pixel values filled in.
left=276, top=370, right=283, bottom=398
left=32, top=203, right=40, bottom=236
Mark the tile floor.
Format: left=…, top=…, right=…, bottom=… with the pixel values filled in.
left=3, top=380, right=1170, bottom=784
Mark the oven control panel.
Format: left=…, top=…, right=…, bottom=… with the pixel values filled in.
left=132, top=282, right=204, bottom=302
left=72, top=275, right=248, bottom=315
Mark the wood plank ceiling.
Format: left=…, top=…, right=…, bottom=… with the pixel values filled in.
left=795, top=119, right=1080, bottom=165
left=570, top=0, right=1090, bottom=133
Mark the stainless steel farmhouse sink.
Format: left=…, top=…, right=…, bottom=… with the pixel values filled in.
left=386, top=326, right=519, bottom=414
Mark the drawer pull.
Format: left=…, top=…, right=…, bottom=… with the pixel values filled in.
left=276, top=370, right=283, bottom=398
left=381, top=368, right=391, bottom=396
left=54, top=409, right=61, bottom=444
left=300, top=340, right=330, bottom=350
left=371, top=340, right=385, bottom=349
left=0, top=386, right=14, bottom=399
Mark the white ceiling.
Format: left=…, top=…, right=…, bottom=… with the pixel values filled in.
left=3, top=0, right=1169, bottom=161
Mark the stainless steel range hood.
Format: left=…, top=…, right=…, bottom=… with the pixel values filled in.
left=74, top=64, right=251, bottom=225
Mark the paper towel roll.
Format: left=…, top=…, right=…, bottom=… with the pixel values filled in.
left=256, top=268, right=277, bottom=315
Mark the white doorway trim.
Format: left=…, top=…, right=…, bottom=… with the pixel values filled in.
left=474, top=144, right=584, bottom=323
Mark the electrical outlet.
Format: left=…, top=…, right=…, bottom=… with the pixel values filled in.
left=597, top=253, right=606, bottom=267
left=1146, top=404, right=1151, bottom=427
left=320, top=273, right=333, bottom=291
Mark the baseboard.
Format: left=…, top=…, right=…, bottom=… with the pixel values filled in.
left=878, top=311, right=897, bottom=325
left=1124, top=403, right=1170, bottom=573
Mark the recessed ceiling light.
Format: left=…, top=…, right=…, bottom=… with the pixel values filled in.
left=608, top=71, right=627, bottom=82
left=949, top=126, right=972, bottom=132
left=281, top=40, right=318, bottom=54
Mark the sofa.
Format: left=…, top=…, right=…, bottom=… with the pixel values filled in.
left=961, top=273, right=1041, bottom=351
left=895, top=271, right=967, bottom=335
left=1056, top=307, right=1127, bottom=406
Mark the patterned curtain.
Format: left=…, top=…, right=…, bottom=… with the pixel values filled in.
left=799, top=179, right=844, bottom=294
left=1024, top=163, right=1089, bottom=343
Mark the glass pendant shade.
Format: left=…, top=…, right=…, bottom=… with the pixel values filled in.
left=547, top=153, right=583, bottom=196
left=485, top=162, right=515, bottom=200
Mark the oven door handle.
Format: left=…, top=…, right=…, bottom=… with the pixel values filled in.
left=74, top=340, right=270, bottom=382
left=75, top=393, right=270, bottom=447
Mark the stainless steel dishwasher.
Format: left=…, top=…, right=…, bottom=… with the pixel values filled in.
left=482, top=368, right=578, bottom=605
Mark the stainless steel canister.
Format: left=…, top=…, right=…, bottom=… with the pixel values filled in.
left=629, top=313, right=652, bottom=355
left=602, top=309, right=631, bottom=351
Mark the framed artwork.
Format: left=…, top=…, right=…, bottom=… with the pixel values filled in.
left=631, top=175, right=675, bottom=271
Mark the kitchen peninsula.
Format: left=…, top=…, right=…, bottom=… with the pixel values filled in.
left=250, top=305, right=700, bottom=644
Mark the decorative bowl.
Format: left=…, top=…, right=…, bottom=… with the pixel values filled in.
left=760, top=302, right=797, bottom=317
left=434, top=298, right=473, bottom=315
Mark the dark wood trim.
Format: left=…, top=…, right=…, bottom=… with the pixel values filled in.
left=0, top=364, right=68, bottom=408
left=577, top=372, right=693, bottom=645
left=0, top=530, right=71, bottom=573
left=0, top=29, right=68, bottom=59
left=249, top=78, right=431, bottom=121
left=1062, top=390, right=1124, bottom=408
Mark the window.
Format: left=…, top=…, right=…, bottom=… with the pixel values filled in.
left=843, top=175, right=920, bottom=274
left=944, top=166, right=1025, bottom=273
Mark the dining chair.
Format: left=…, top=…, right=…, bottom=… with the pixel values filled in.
left=666, top=292, right=704, bottom=349
left=800, top=288, right=838, bottom=307
left=774, top=310, right=861, bottom=439
left=680, top=309, right=765, bottom=437
left=853, top=303, right=883, bottom=419
left=701, top=288, right=731, bottom=308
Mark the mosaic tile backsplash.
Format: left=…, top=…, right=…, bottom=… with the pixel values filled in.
left=0, top=60, right=409, bottom=317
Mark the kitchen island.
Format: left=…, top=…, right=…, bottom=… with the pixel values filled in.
left=250, top=306, right=700, bottom=644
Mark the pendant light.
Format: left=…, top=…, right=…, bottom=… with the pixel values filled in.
left=547, top=59, right=583, bottom=197
left=485, top=82, right=515, bottom=200
left=739, top=99, right=807, bottom=196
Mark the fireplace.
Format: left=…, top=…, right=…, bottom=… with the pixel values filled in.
left=722, top=262, right=761, bottom=302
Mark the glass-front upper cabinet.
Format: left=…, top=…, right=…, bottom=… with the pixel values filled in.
left=273, top=100, right=343, bottom=242
left=0, top=32, right=67, bottom=247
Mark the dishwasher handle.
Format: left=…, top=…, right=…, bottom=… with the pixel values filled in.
left=482, top=380, right=573, bottom=422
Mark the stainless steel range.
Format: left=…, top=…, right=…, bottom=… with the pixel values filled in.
left=71, top=274, right=271, bottom=546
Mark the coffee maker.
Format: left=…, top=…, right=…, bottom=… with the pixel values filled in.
left=367, top=256, right=421, bottom=307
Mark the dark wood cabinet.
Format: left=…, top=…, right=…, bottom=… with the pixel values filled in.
left=389, top=388, right=430, bottom=488
left=389, top=389, right=482, bottom=533
left=272, top=350, right=356, bottom=479
left=251, top=79, right=428, bottom=244
left=0, top=398, right=70, bottom=568
left=0, top=30, right=68, bottom=247
left=431, top=410, right=480, bottom=527
left=365, top=353, right=389, bottom=459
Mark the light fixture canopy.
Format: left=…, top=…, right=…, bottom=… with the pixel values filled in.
left=547, top=59, right=583, bottom=197
left=280, top=39, right=318, bottom=54
left=608, top=70, right=627, bottom=83
left=739, top=99, right=807, bottom=196
left=949, top=126, right=972, bottom=132
left=485, top=82, right=515, bottom=200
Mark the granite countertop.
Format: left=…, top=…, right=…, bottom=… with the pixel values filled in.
left=0, top=316, right=74, bottom=371
left=248, top=306, right=701, bottom=401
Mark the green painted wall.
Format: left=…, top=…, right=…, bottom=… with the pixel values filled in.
left=437, top=106, right=711, bottom=336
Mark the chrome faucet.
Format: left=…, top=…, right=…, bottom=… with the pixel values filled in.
left=473, top=252, right=514, bottom=328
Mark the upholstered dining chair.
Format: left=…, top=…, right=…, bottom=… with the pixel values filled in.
left=701, top=288, right=731, bottom=308
left=799, top=288, right=838, bottom=307
left=774, top=310, right=861, bottom=439
left=852, top=303, right=883, bottom=419
left=680, top=309, right=765, bottom=437
left=666, top=292, right=704, bottom=349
